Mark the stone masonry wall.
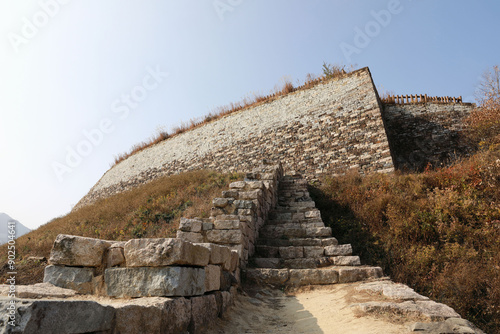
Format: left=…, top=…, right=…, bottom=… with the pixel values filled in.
left=77, top=67, right=394, bottom=208
left=382, top=102, right=476, bottom=171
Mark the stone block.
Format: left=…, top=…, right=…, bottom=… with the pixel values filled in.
left=230, top=250, right=239, bottom=272
left=213, top=198, right=230, bottom=208
left=279, top=246, right=304, bottom=259
left=106, top=246, right=125, bottom=267
left=179, top=218, right=202, bottom=232
left=113, top=297, right=191, bottom=334
left=239, top=190, right=262, bottom=200
left=189, top=294, right=219, bottom=333
left=205, top=265, right=221, bottom=292
left=43, top=265, right=94, bottom=294
left=125, top=238, right=210, bottom=267
left=0, top=298, right=114, bottom=333
left=176, top=230, right=205, bottom=243
left=202, top=222, right=214, bottom=230
left=288, top=268, right=339, bottom=286
left=206, top=230, right=244, bottom=244
left=229, top=181, right=246, bottom=189
left=105, top=267, right=205, bottom=297
left=321, top=237, right=339, bottom=246
left=245, top=268, right=289, bottom=286
left=222, top=190, right=239, bottom=198
left=283, top=258, right=318, bottom=269
left=304, top=246, right=324, bottom=258
left=49, top=234, right=111, bottom=267
left=214, top=220, right=242, bottom=230
left=324, top=244, right=352, bottom=256
left=195, top=243, right=232, bottom=267
left=253, top=258, right=281, bottom=269
left=332, top=256, right=361, bottom=266
left=162, top=297, right=192, bottom=333
left=304, top=210, right=321, bottom=219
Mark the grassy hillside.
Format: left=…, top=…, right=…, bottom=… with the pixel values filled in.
left=311, top=148, right=500, bottom=333
left=0, top=170, right=242, bottom=285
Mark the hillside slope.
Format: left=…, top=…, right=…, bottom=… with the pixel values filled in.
left=311, top=148, right=500, bottom=333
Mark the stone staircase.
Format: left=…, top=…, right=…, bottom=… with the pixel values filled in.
left=245, top=173, right=383, bottom=287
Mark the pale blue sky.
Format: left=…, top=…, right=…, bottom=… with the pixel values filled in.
left=1, top=0, right=499, bottom=229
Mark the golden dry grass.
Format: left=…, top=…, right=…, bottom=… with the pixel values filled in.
left=0, top=170, right=242, bottom=284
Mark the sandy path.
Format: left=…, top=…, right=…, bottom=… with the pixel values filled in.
left=208, top=283, right=412, bottom=334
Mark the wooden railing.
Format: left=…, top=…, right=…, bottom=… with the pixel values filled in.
left=382, top=94, right=463, bottom=104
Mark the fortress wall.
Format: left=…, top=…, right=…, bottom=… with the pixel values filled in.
left=382, top=102, right=476, bottom=171
left=78, top=68, right=394, bottom=208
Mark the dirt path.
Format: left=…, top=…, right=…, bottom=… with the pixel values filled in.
left=208, top=283, right=412, bottom=334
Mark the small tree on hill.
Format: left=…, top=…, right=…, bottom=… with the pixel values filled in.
left=466, top=65, right=500, bottom=148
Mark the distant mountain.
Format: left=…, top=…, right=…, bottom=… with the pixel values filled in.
left=0, top=213, right=31, bottom=245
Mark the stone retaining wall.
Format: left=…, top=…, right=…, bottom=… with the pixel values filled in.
left=76, top=67, right=394, bottom=209
left=382, top=102, right=476, bottom=171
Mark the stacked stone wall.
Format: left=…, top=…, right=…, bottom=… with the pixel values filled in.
left=77, top=67, right=394, bottom=208
left=382, top=102, right=476, bottom=171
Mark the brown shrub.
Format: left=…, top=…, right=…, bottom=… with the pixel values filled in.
left=311, top=148, right=500, bottom=333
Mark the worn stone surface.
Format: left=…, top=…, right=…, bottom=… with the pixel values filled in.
left=189, top=294, right=219, bottom=334
left=176, top=230, right=204, bottom=243
left=124, top=238, right=209, bottom=267
left=43, top=265, right=94, bottom=294
left=206, top=230, right=244, bottom=244
left=288, top=268, right=339, bottom=286
left=324, top=244, right=352, bottom=256
left=0, top=297, right=114, bottom=333
left=353, top=300, right=461, bottom=321
left=106, top=246, right=125, bottom=267
left=178, top=218, right=203, bottom=232
left=112, top=296, right=191, bottom=334
left=49, top=234, right=111, bottom=267
left=205, top=265, right=222, bottom=292
left=195, top=243, right=232, bottom=267
left=0, top=282, right=77, bottom=299
left=105, top=267, right=205, bottom=297
left=338, top=267, right=383, bottom=283
left=356, top=280, right=429, bottom=301
left=245, top=268, right=289, bottom=286
left=409, top=318, right=485, bottom=334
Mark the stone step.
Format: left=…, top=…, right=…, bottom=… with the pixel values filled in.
left=254, top=244, right=352, bottom=259
left=252, top=255, right=361, bottom=269
left=268, top=209, right=321, bottom=221
left=255, top=237, right=338, bottom=247
left=264, top=218, right=324, bottom=225
left=259, top=226, right=332, bottom=239
left=244, top=266, right=383, bottom=287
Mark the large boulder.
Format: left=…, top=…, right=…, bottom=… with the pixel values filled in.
left=105, top=267, right=205, bottom=297
left=124, top=238, right=209, bottom=267
left=49, top=234, right=111, bottom=267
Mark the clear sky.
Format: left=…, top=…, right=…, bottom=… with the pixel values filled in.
left=1, top=0, right=499, bottom=230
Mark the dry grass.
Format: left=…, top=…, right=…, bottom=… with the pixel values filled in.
left=0, top=170, right=242, bottom=285
left=112, top=67, right=355, bottom=166
left=311, top=148, right=500, bottom=333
